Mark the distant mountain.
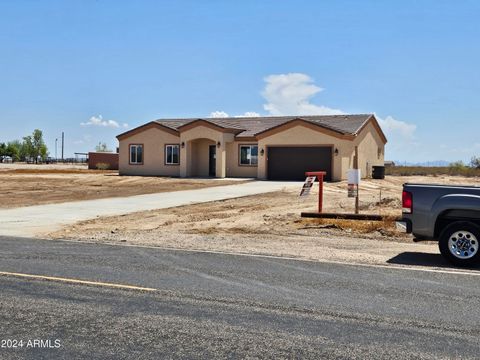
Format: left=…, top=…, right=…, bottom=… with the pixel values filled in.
left=390, top=160, right=451, bottom=167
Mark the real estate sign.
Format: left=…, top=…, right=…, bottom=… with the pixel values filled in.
left=347, top=169, right=361, bottom=198
left=299, top=176, right=316, bottom=197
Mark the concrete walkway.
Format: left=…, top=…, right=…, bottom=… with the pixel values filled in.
left=0, top=181, right=302, bottom=237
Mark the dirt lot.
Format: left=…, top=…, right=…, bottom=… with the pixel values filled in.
left=49, top=175, right=480, bottom=269
left=0, top=164, right=247, bottom=208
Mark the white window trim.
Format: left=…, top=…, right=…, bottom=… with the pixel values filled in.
left=129, top=144, right=143, bottom=165
left=239, top=145, right=258, bottom=166
left=165, top=144, right=180, bottom=165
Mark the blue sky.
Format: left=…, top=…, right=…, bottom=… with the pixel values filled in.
left=1, top=0, right=479, bottom=162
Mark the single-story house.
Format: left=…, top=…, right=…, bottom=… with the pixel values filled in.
left=116, top=114, right=387, bottom=181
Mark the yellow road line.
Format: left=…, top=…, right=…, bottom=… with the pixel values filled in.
left=0, top=271, right=157, bottom=292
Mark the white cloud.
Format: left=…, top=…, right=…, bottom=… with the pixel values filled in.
left=375, top=115, right=418, bottom=160
left=209, top=111, right=230, bottom=118
left=209, top=111, right=260, bottom=118
left=260, top=73, right=418, bottom=157
left=376, top=115, right=416, bottom=140
left=262, top=73, right=343, bottom=116
left=80, top=115, right=128, bottom=128
left=236, top=112, right=260, bottom=117
left=209, top=73, right=418, bottom=159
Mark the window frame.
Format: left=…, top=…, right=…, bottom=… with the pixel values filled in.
left=129, top=144, right=144, bottom=165
left=165, top=144, right=180, bottom=165
left=239, top=144, right=259, bottom=167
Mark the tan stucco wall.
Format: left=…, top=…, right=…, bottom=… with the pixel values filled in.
left=190, top=139, right=215, bottom=177
left=118, top=127, right=180, bottom=176
left=257, top=125, right=350, bottom=181
left=257, top=122, right=385, bottom=181
left=353, top=121, right=385, bottom=177
left=180, top=126, right=234, bottom=178
left=226, top=141, right=258, bottom=178
left=180, top=126, right=224, bottom=143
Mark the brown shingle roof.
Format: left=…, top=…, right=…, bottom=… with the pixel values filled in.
left=152, top=114, right=374, bottom=138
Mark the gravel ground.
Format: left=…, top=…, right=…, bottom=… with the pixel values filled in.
left=48, top=175, right=480, bottom=269
left=0, top=164, right=247, bottom=208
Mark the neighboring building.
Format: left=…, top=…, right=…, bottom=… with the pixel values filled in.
left=1, top=156, right=13, bottom=163
left=116, top=114, right=387, bottom=181
left=88, top=152, right=119, bottom=170
left=384, top=160, right=396, bottom=167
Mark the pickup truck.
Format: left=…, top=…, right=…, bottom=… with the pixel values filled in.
left=401, top=183, right=480, bottom=266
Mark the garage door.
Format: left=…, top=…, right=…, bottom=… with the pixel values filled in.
left=267, top=147, right=332, bottom=181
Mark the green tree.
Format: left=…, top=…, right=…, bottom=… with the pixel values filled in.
left=32, top=129, right=48, bottom=162
left=22, top=135, right=34, bottom=161
left=21, top=129, right=48, bottom=163
left=6, top=141, right=21, bottom=162
left=0, top=143, right=6, bottom=158
left=95, top=142, right=111, bottom=152
left=471, top=156, right=480, bottom=169
left=39, top=143, right=48, bottom=160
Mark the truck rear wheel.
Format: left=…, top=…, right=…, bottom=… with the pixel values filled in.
left=439, top=221, right=480, bottom=267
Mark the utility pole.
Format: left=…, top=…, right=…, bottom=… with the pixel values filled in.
left=55, top=138, right=58, bottom=160
left=61, top=132, right=64, bottom=161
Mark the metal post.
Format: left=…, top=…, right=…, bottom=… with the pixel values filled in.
left=305, top=171, right=326, bottom=213
left=55, top=138, right=58, bottom=160
left=61, top=132, right=64, bottom=161
left=318, top=174, right=324, bottom=213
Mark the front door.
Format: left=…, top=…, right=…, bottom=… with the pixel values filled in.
left=209, top=145, right=216, bottom=177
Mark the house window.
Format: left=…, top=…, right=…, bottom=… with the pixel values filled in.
left=240, top=145, right=258, bottom=166
left=165, top=144, right=180, bottom=165
left=129, top=144, right=143, bottom=164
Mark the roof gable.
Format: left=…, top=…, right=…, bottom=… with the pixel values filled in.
left=255, top=118, right=353, bottom=140
left=176, top=119, right=245, bottom=134
left=355, top=115, right=388, bottom=144
left=116, top=121, right=179, bottom=140
left=117, top=114, right=387, bottom=143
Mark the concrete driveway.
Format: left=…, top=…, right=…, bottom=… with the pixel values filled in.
left=0, top=181, right=302, bottom=237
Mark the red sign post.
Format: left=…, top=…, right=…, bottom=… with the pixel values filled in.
left=304, top=171, right=327, bottom=213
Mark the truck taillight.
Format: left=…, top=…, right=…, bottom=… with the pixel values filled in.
left=402, top=191, right=413, bottom=214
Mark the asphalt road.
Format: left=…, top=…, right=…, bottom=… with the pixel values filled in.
left=0, top=237, right=479, bottom=359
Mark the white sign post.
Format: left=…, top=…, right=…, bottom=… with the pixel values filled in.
left=347, top=169, right=361, bottom=197
left=350, top=146, right=361, bottom=214
left=347, top=169, right=361, bottom=185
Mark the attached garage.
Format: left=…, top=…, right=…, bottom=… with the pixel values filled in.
left=267, top=146, right=332, bottom=181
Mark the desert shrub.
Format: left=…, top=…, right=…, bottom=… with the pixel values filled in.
left=385, top=166, right=480, bottom=177
left=449, top=161, right=467, bottom=170
left=95, top=162, right=110, bottom=170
